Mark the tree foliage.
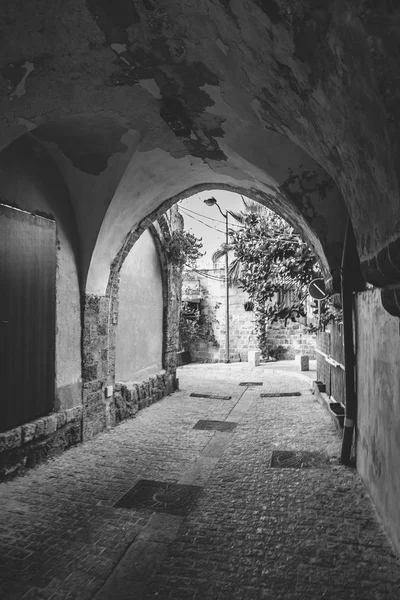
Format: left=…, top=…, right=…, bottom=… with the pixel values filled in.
left=165, top=230, right=203, bottom=268
left=216, top=202, right=323, bottom=358
left=219, top=204, right=319, bottom=323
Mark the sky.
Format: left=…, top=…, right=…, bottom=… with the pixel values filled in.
left=178, top=190, right=248, bottom=268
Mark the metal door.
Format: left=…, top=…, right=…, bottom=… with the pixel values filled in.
left=0, top=204, right=56, bottom=432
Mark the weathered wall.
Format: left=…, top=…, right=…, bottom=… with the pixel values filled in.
left=115, top=229, right=163, bottom=381
left=0, top=1, right=360, bottom=300
left=81, top=211, right=181, bottom=443
left=0, top=136, right=83, bottom=478
left=265, top=320, right=316, bottom=360
left=184, top=273, right=259, bottom=363
left=355, top=288, right=400, bottom=555
left=0, top=135, right=82, bottom=411
left=183, top=270, right=315, bottom=362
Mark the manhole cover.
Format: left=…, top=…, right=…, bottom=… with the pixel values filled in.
left=260, top=392, right=302, bottom=397
left=270, top=450, right=330, bottom=469
left=114, top=480, right=203, bottom=515
left=190, top=393, right=232, bottom=400
left=239, top=382, right=263, bottom=386
left=193, top=420, right=237, bottom=432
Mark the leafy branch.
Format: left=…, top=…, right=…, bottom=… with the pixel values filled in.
left=165, top=230, right=203, bottom=268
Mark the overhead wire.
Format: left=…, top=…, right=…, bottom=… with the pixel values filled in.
left=186, top=267, right=228, bottom=282
left=179, top=206, right=304, bottom=245
left=179, top=207, right=227, bottom=235
left=179, top=204, right=244, bottom=228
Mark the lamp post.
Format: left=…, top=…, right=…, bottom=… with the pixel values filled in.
left=204, top=197, right=230, bottom=363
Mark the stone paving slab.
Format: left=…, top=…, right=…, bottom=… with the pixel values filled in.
left=0, top=362, right=399, bottom=599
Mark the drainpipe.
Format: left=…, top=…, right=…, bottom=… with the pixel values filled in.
left=340, top=219, right=357, bottom=465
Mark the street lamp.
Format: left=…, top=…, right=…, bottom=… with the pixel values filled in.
left=204, top=197, right=231, bottom=363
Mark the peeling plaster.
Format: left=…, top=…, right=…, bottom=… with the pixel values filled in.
left=216, top=38, right=229, bottom=55
left=138, top=78, right=162, bottom=99
left=34, top=116, right=130, bottom=175
left=111, top=43, right=128, bottom=55
left=9, top=61, right=34, bottom=100
left=16, top=118, right=37, bottom=132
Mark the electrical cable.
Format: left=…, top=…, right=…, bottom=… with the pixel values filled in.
left=186, top=267, right=228, bottom=282
left=179, top=208, right=227, bottom=235
left=179, top=205, right=244, bottom=229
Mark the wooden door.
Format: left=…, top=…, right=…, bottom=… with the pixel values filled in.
left=0, top=204, right=56, bottom=432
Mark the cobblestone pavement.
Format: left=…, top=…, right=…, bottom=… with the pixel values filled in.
left=1, top=362, right=400, bottom=600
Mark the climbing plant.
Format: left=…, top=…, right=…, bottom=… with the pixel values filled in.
left=179, top=283, right=220, bottom=351
left=164, top=230, right=204, bottom=268
left=214, top=201, right=326, bottom=358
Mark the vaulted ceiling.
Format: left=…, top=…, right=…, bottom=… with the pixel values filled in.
left=1, top=1, right=400, bottom=305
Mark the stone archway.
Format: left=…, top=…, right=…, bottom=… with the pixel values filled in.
left=82, top=212, right=181, bottom=439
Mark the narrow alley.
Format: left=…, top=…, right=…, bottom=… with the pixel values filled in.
left=1, top=363, right=399, bottom=600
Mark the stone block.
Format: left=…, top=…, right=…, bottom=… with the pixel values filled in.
left=123, top=387, right=132, bottom=403
left=131, top=385, right=140, bottom=403
left=114, top=392, right=124, bottom=408
left=97, top=324, right=107, bottom=336
left=248, top=350, right=261, bottom=367
left=43, top=415, right=58, bottom=436
left=83, top=379, right=105, bottom=394
left=35, top=419, right=46, bottom=438
left=139, top=384, right=148, bottom=400
left=0, top=427, right=22, bottom=452
left=295, top=354, right=309, bottom=371
left=56, top=411, right=67, bottom=429
left=99, top=296, right=110, bottom=319
left=65, top=406, right=82, bottom=424
left=22, top=422, right=37, bottom=444
left=82, top=363, right=98, bottom=382
left=84, top=390, right=104, bottom=409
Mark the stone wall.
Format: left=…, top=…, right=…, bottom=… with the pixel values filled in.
left=355, top=288, right=400, bottom=556
left=0, top=212, right=182, bottom=480
left=183, top=269, right=316, bottom=362
left=185, top=273, right=258, bottom=362
left=0, top=407, right=82, bottom=479
left=81, top=214, right=181, bottom=443
left=265, top=320, right=317, bottom=360
left=112, top=371, right=177, bottom=425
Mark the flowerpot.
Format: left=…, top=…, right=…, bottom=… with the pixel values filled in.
left=328, top=402, right=345, bottom=430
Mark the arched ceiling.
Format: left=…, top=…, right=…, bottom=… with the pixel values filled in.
left=1, top=1, right=400, bottom=300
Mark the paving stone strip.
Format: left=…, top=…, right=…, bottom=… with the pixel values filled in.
left=93, top=514, right=182, bottom=600
left=92, top=386, right=254, bottom=599
left=189, top=393, right=232, bottom=400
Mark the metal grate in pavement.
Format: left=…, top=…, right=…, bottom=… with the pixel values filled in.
left=270, top=450, right=330, bottom=469
left=260, top=392, right=302, bottom=397
left=190, top=392, right=232, bottom=400
left=193, top=420, right=237, bottom=432
left=239, top=382, right=263, bottom=386
left=114, top=480, right=203, bottom=515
